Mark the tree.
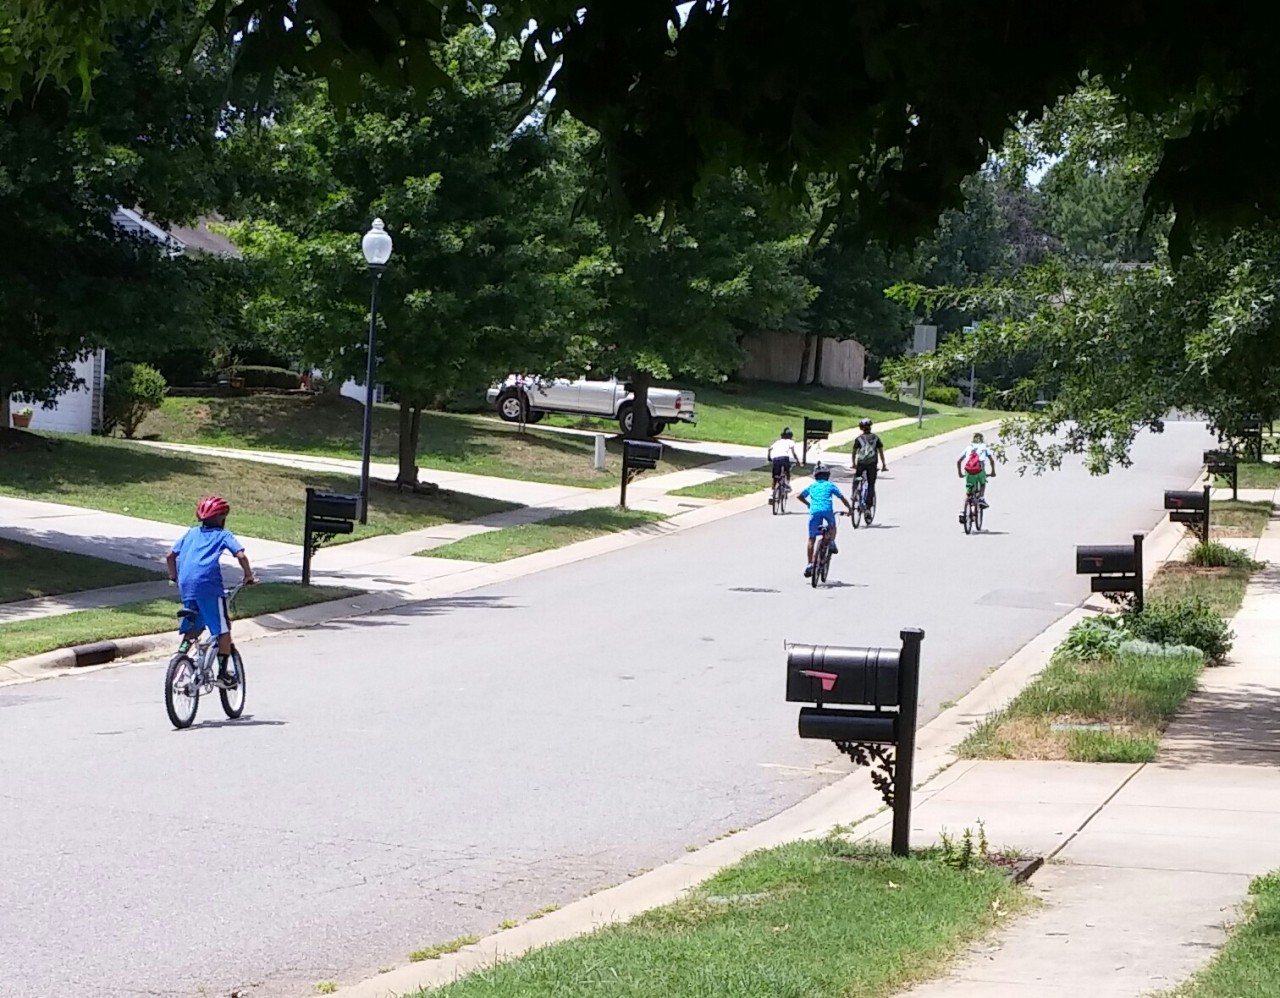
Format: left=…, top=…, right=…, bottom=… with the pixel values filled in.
left=19, top=2, right=1280, bottom=258
left=577, top=171, right=815, bottom=436
left=227, top=28, right=592, bottom=485
left=103, top=361, right=167, bottom=438
left=0, top=5, right=233, bottom=426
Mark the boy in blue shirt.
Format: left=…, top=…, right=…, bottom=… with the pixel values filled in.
left=166, top=495, right=255, bottom=687
left=798, top=464, right=852, bottom=577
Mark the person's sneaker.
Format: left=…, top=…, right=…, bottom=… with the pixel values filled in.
left=958, top=513, right=966, bottom=525
left=829, top=542, right=839, bottom=555
left=217, top=662, right=238, bottom=688
left=804, top=563, right=814, bottom=578
left=979, top=499, right=990, bottom=509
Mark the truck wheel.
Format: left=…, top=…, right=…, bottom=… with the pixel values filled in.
left=526, top=410, right=545, bottom=423
left=618, top=405, right=654, bottom=437
left=649, top=421, right=666, bottom=436
left=497, top=389, right=527, bottom=423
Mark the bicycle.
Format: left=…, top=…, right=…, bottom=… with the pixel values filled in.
left=851, top=470, right=876, bottom=528
left=770, top=473, right=789, bottom=515
left=962, top=481, right=984, bottom=534
left=810, top=513, right=845, bottom=588
left=165, top=585, right=248, bottom=729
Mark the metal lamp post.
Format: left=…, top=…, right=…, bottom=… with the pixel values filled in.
left=358, top=218, right=393, bottom=524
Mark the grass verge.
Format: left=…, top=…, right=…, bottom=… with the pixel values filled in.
left=0, top=539, right=159, bottom=603
left=1215, top=461, right=1280, bottom=490
left=139, top=396, right=715, bottom=488
left=1209, top=499, right=1274, bottom=538
left=830, top=411, right=998, bottom=453
left=1170, top=870, right=1280, bottom=997
left=410, top=935, right=481, bottom=963
left=0, top=582, right=359, bottom=663
left=669, top=468, right=774, bottom=500
left=1149, top=562, right=1254, bottom=617
left=424, top=509, right=666, bottom=562
left=959, top=645, right=1204, bottom=763
left=415, top=838, right=1026, bottom=998
left=0, top=431, right=517, bottom=545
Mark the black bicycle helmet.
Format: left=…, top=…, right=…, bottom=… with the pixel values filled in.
left=813, top=462, right=831, bottom=479
left=781, top=427, right=793, bottom=439
left=859, top=417, right=872, bottom=430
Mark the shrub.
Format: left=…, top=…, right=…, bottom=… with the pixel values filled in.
left=103, top=362, right=167, bottom=439
left=225, top=365, right=301, bottom=389
left=1055, top=614, right=1127, bottom=662
left=1125, top=596, right=1234, bottom=662
left=1187, top=540, right=1259, bottom=570
left=925, top=385, right=962, bottom=405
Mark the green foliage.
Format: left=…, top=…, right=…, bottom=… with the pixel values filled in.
left=1125, top=597, right=1234, bottom=662
left=1187, top=541, right=1260, bottom=570
left=1054, top=615, right=1126, bottom=663
left=227, top=365, right=300, bottom=390
left=103, top=362, right=167, bottom=439
left=938, top=823, right=990, bottom=871
left=925, top=386, right=961, bottom=406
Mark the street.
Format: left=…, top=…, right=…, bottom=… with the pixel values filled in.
left=0, top=421, right=1214, bottom=998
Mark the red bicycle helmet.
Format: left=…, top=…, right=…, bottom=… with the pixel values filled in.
left=196, top=495, right=230, bottom=521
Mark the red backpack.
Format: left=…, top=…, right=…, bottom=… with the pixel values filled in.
left=963, top=448, right=984, bottom=475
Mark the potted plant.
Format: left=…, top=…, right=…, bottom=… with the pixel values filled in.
left=11, top=407, right=33, bottom=429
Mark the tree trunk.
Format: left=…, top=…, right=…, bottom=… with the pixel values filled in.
left=797, top=333, right=815, bottom=385
left=397, top=398, right=419, bottom=485
left=627, top=370, right=652, bottom=440
left=0, top=387, right=9, bottom=429
left=809, top=336, right=826, bottom=387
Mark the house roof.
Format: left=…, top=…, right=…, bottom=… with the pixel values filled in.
left=112, top=207, right=241, bottom=258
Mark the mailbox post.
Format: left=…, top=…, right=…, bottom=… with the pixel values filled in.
left=1165, top=485, right=1211, bottom=546
left=620, top=439, right=661, bottom=509
left=785, top=628, right=924, bottom=856
left=802, top=417, right=833, bottom=465
left=303, top=488, right=361, bottom=584
left=1076, top=533, right=1144, bottom=612
left=1205, top=450, right=1238, bottom=501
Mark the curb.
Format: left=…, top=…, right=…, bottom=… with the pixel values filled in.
left=1, top=421, right=992, bottom=689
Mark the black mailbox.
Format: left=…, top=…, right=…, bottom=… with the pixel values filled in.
left=801, top=417, right=833, bottom=464
left=1164, top=486, right=1210, bottom=542
left=309, top=491, right=362, bottom=521
left=1075, top=534, right=1144, bottom=610
left=1164, top=489, right=1206, bottom=511
left=619, top=439, right=662, bottom=508
left=623, top=439, right=662, bottom=471
left=1205, top=449, right=1238, bottom=501
left=785, top=630, right=923, bottom=856
left=302, top=487, right=361, bottom=584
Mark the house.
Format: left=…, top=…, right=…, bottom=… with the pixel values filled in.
left=10, top=209, right=239, bottom=433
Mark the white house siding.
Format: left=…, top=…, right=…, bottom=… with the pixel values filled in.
left=11, top=350, right=105, bottom=433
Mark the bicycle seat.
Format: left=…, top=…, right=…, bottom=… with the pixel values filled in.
left=176, top=608, right=198, bottom=621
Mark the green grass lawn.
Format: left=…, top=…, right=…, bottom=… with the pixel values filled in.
left=0, top=431, right=517, bottom=545
left=0, top=539, right=159, bottom=603
left=1215, top=461, right=1280, bottom=490
left=1149, top=562, right=1254, bottom=617
left=669, top=468, right=774, bottom=500
left=415, top=839, right=1026, bottom=998
left=424, top=509, right=666, bottom=562
left=959, top=645, right=1205, bottom=763
left=1210, top=499, right=1274, bottom=537
left=139, top=395, right=716, bottom=488
left=1173, top=871, right=1280, bottom=997
left=538, top=380, right=992, bottom=447
left=0, top=582, right=358, bottom=663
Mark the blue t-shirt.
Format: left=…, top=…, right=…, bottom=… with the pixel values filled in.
left=171, top=526, right=244, bottom=598
left=799, top=479, right=845, bottom=514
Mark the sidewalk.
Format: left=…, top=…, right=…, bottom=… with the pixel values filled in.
left=879, top=516, right=1280, bottom=998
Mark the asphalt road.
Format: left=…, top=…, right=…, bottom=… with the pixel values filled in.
left=0, top=421, right=1214, bottom=998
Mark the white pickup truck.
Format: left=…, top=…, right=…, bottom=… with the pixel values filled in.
left=486, top=375, right=697, bottom=436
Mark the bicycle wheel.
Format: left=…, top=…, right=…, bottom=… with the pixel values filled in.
left=770, top=482, right=779, bottom=514
left=975, top=501, right=984, bottom=532
left=811, top=536, right=823, bottom=588
left=779, top=485, right=787, bottom=514
left=964, top=498, right=976, bottom=535
left=219, top=646, right=246, bottom=719
left=865, top=492, right=876, bottom=525
left=165, top=654, right=200, bottom=729
left=819, top=546, right=831, bottom=584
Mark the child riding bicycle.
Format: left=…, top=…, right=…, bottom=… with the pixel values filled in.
left=767, top=427, right=801, bottom=492
left=850, top=417, right=888, bottom=508
left=957, top=432, right=997, bottom=524
left=798, top=463, right=852, bottom=577
left=166, top=496, right=256, bottom=687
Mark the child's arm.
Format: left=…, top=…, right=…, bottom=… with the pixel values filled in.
left=165, top=550, right=178, bottom=583
left=235, top=550, right=256, bottom=585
